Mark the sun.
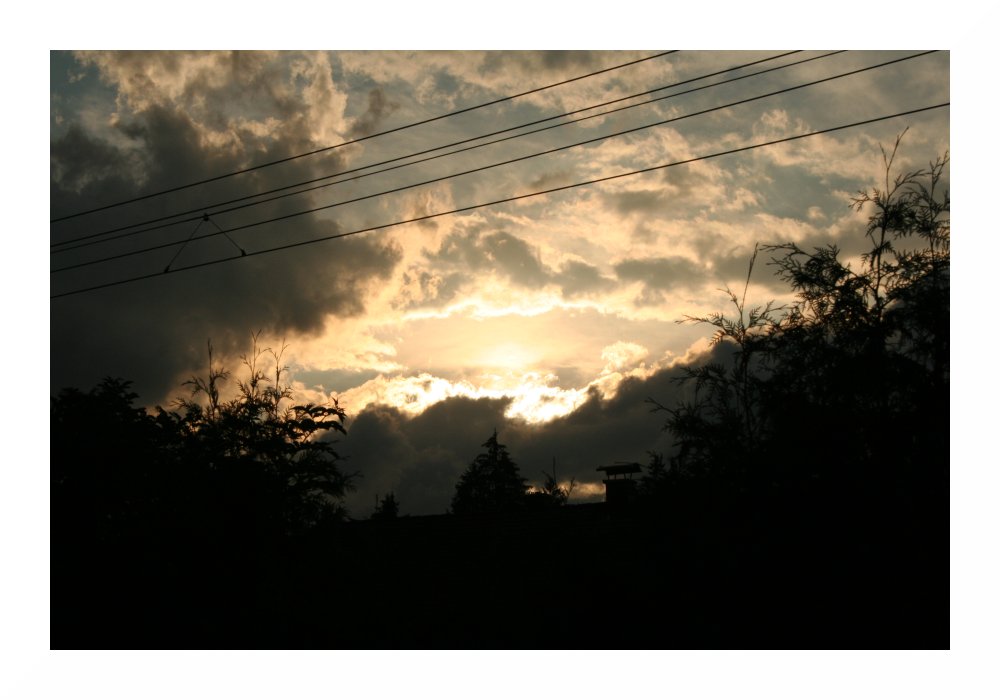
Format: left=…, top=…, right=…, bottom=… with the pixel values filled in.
left=476, top=342, right=541, bottom=372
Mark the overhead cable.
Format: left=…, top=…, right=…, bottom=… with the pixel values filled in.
left=50, top=102, right=950, bottom=300
left=50, top=50, right=677, bottom=223
left=53, top=50, right=814, bottom=251
left=51, top=51, right=936, bottom=275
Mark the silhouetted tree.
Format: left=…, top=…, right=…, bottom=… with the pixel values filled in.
left=372, top=492, right=400, bottom=520
left=541, top=468, right=575, bottom=506
left=52, top=333, right=355, bottom=546
left=649, top=243, right=780, bottom=486
left=638, top=451, right=669, bottom=497
left=451, top=430, right=528, bottom=515
left=526, top=462, right=576, bottom=509
left=652, top=134, right=949, bottom=495
left=628, top=137, right=951, bottom=652
left=51, top=377, right=174, bottom=546
left=171, top=333, right=355, bottom=529
left=762, top=135, right=948, bottom=490
left=51, top=334, right=360, bottom=645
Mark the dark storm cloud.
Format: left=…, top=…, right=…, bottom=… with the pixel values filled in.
left=49, top=124, right=137, bottom=196
left=50, top=52, right=403, bottom=405
left=50, top=94, right=320, bottom=223
left=51, top=225, right=401, bottom=405
left=116, top=105, right=223, bottom=192
left=503, top=366, right=684, bottom=486
left=338, top=397, right=513, bottom=516
left=336, top=344, right=735, bottom=517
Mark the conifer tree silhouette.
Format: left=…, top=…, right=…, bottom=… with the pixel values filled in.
left=372, top=492, right=400, bottom=520
left=451, top=430, right=528, bottom=515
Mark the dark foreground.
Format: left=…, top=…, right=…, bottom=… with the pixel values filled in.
left=52, top=483, right=947, bottom=649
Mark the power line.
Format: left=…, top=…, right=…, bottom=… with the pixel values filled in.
left=51, top=51, right=933, bottom=272
left=52, top=50, right=812, bottom=251
left=51, top=51, right=936, bottom=275
left=50, top=50, right=677, bottom=224
left=56, top=50, right=831, bottom=253
left=163, top=215, right=245, bottom=273
left=50, top=102, right=949, bottom=300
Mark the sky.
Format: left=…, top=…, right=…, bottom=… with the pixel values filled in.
left=5, top=1, right=994, bottom=694
left=49, top=49, right=951, bottom=516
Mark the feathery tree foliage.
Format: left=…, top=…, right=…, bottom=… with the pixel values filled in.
left=651, top=133, right=949, bottom=495
left=51, top=333, right=354, bottom=541
left=525, top=464, right=577, bottom=509
left=51, top=334, right=355, bottom=647
left=169, top=333, right=353, bottom=529
left=539, top=468, right=576, bottom=506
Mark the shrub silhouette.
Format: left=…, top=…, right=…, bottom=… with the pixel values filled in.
left=526, top=466, right=576, bottom=508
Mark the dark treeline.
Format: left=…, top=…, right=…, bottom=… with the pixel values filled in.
left=51, top=138, right=948, bottom=649
left=634, top=137, right=949, bottom=649
left=51, top=336, right=355, bottom=645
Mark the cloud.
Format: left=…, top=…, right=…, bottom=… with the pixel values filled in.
left=554, top=260, right=615, bottom=298
left=50, top=52, right=404, bottom=404
left=336, top=370, right=589, bottom=425
left=600, top=341, right=650, bottom=373
left=479, top=50, right=603, bottom=78
left=49, top=51, right=950, bottom=520
left=419, top=227, right=555, bottom=292
left=336, top=339, right=730, bottom=517
left=51, top=229, right=403, bottom=405
left=605, top=187, right=671, bottom=217
left=49, top=123, right=138, bottom=196
left=527, top=169, right=576, bottom=191
left=394, top=268, right=466, bottom=309
left=480, top=231, right=553, bottom=287
left=348, top=87, right=399, bottom=138
left=614, top=255, right=702, bottom=304
left=329, top=335, right=657, bottom=438
left=75, top=51, right=351, bottom=149
left=339, top=396, right=513, bottom=516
